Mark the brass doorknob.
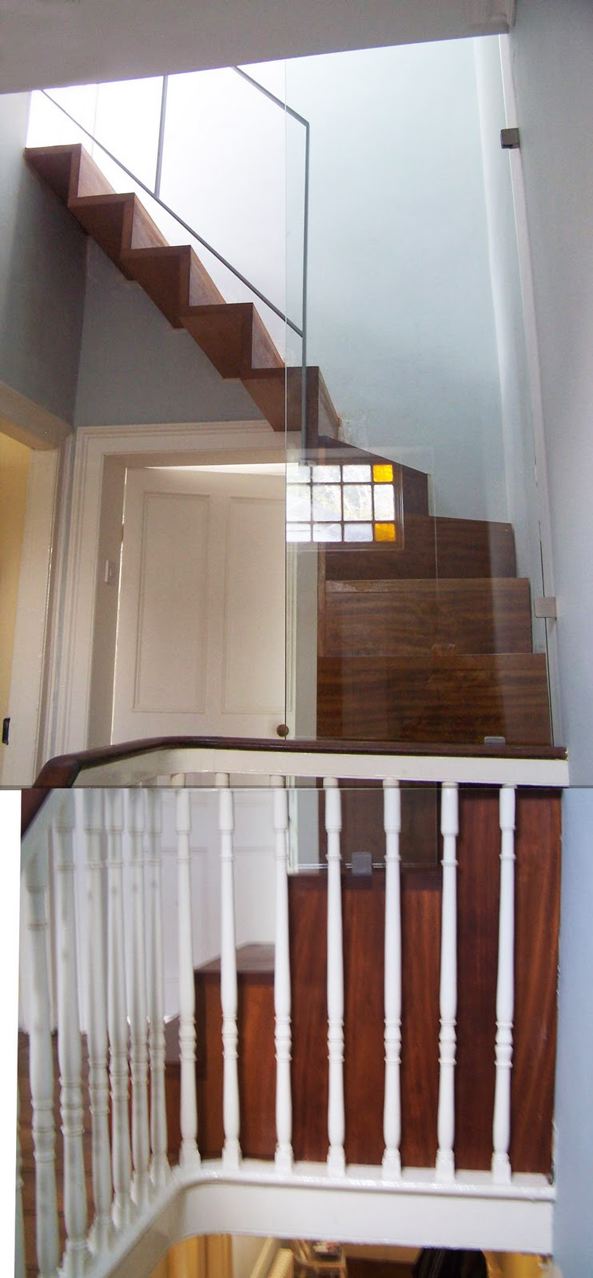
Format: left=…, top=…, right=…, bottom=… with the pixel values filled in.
left=276, top=723, right=289, bottom=738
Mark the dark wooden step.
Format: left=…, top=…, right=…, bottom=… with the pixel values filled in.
left=323, top=514, right=517, bottom=581
left=181, top=301, right=283, bottom=377
left=121, top=244, right=223, bottom=326
left=242, top=365, right=340, bottom=435
left=320, top=578, right=533, bottom=658
left=317, top=653, right=551, bottom=745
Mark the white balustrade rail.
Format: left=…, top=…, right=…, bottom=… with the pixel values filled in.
left=19, top=753, right=564, bottom=1276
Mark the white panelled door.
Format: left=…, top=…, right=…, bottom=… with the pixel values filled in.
left=111, top=467, right=285, bottom=742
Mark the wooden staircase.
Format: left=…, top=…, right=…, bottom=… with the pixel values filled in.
left=318, top=514, right=551, bottom=746
left=25, top=143, right=340, bottom=439
left=27, top=143, right=553, bottom=749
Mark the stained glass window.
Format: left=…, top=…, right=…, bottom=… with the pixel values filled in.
left=286, top=461, right=399, bottom=544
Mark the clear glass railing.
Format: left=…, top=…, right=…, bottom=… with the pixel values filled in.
left=284, top=34, right=557, bottom=752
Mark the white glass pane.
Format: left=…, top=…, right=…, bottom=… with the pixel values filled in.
left=312, top=484, right=342, bottom=521
left=373, top=484, right=395, bottom=520
left=343, top=483, right=372, bottom=520
left=344, top=522, right=373, bottom=542
left=286, top=462, right=311, bottom=483
left=312, top=465, right=341, bottom=483
left=287, top=523, right=311, bottom=542
left=313, top=523, right=342, bottom=542
left=343, top=464, right=371, bottom=483
left=286, top=483, right=311, bottom=521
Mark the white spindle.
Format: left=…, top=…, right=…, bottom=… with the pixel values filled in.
left=436, top=782, right=458, bottom=1182
left=105, top=789, right=133, bottom=1229
left=176, top=789, right=199, bottom=1166
left=82, top=791, right=113, bottom=1253
left=324, top=778, right=345, bottom=1175
left=145, top=791, right=169, bottom=1187
left=271, top=776, right=293, bottom=1173
left=15, top=1102, right=26, bottom=1278
left=218, top=774, right=241, bottom=1169
left=127, top=792, right=151, bottom=1208
left=492, top=785, right=516, bottom=1184
left=382, top=780, right=402, bottom=1177
left=24, top=850, right=59, bottom=1278
left=52, top=792, right=89, bottom=1275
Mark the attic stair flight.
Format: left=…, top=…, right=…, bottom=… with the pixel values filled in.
left=25, top=142, right=340, bottom=441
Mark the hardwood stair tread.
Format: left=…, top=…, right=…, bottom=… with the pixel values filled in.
left=321, top=577, right=534, bottom=657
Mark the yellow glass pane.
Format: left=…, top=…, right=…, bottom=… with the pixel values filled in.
left=372, top=463, right=393, bottom=483
left=374, top=521, right=396, bottom=542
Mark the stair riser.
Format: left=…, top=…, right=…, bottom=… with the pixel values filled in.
left=317, top=654, right=551, bottom=745
left=321, top=579, right=533, bottom=657
left=324, top=516, right=517, bottom=581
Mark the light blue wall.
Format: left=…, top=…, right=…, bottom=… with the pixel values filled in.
left=555, top=790, right=593, bottom=1276
left=510, top=0, right=593, bottom=784
left=509, top=0, right=593, bottom=1271
left=285, top=41, right=506, bottom=521
left=74, top=240, right=264, bottom=427
left=0, top=92, right=86, bottom=421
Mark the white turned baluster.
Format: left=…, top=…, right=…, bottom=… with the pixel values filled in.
left=324, top=778, right=345, bottom=1175
left=144, top=791, right=169, bottom=1187
left=15, top=1099, right=26, bottom=1278
left=82, top=792, right=113, bottom=1254
left=218, top=774, right=241, bottom=1169
left=382, top=779, right=402, bottom=1178
left=176, top=789, right=199, bottom=1166
left=52, top=792, right=89, bottom=1275
left=492, top=785, right=516, bottom=1184
left=127, top=792, right=151, bottom=1208
left=105, top=790, right=133, bottom=1230
left=272, top=776, right=293, bottom=1173
left=436, top=782, right=458, bottom=1182
left=24, top=850, right=59, bottom=1278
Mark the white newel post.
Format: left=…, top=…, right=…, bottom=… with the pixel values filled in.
left=176, top=788, right=199, bottom=1166
left=324, top=778, right=345, bottom=1175
left=382, top=779, right=402, bottom=1177
left=105, top=789, right=133, bottom=1229
left=127, top=792, right=151, bottom=1209
left=24, top=849, right=59, bottom=1278
left=145, top=791, right=169, bottom=1187
left=218, top=774, right=241, bottom=1170
left=272, top=776, right=293, bottom=1173
left=52, top=792, right=89, bottom=1275
left=82, top=791, right=113, bottom=1254
left=492, top=785, right=516, bottom=1184
left=436, top=782, right=458, bottom=1183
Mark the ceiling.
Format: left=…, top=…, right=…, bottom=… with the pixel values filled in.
left=0, top=0, right=514, bottom=95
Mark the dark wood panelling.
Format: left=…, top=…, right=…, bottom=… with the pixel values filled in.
left=322, top=579, right=533, bottom=658
left=454, top=789, right=500, bottom=1170
left=511, top=790, right=561, bottom=1176
left=343, top=877, right=385, bottom=1163
left=317, top=653, right=551, bottom=746
left=290, top=875, right=329, bottom=1161
left=400, top=868, right=442, bottom=1167
left=324, top=516, right=517, bottom=581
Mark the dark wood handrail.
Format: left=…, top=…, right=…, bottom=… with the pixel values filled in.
left=23, top=734, right=567, bottom=836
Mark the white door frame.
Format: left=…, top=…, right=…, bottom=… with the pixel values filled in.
left=44, top=421, right=291, bottom=760
left=2, top=448, right=62, bottom=785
